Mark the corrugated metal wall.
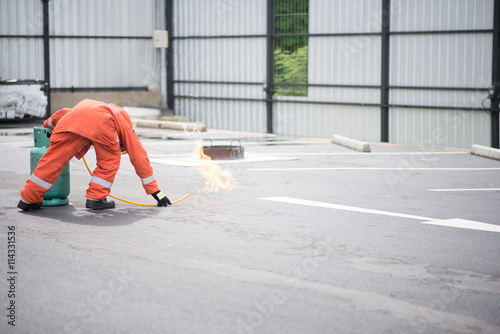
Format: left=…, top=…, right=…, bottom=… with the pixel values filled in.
left=389, top=0, right=493, bottom=147
left=275, top=0, right=382, bottom=140
left=172, top=0, right=495, bottom=148
left=173, top=0, right=268, bottom=133
left=2, top=1, right=496, bottom=148
left=1, top=0, right=164, bottom=91
left=49, top=0, right=162, bottom=90
left=0, top=0, right=45, bottom=80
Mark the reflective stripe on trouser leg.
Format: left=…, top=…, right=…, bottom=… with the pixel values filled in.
left=141, top=174, right=159, bottom=194
left=29, top=174, right=53, bottom=190
left=90, top=176, right=113, bottom=189
left=20, top=133, right=89, bottom=204
left=85, top=141, right=120, bottom=200
left=141, top=175, right=155, bottom=185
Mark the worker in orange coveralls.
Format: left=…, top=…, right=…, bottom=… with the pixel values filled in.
left=18, top=99, right=171, bottom=211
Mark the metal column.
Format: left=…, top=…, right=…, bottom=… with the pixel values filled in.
left=165, top=0, right=174, bottom=112
left=42, top=0, right=50, bottom=117
left=266, top=0, right=275, bottom=134
left=380, top=0, right=391, bottom=143
left=491, top=0, right=500, bottom=148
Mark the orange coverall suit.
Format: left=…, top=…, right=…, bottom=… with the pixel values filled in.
left=20, top=99, right=159, bottom=204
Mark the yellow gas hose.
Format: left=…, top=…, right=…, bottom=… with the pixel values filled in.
left=82, top=156, right=190, bottom=206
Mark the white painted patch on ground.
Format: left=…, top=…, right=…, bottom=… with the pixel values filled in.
left=151, top=155, right=299, bottom=167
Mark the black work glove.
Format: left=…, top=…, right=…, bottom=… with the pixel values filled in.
left=152, top=190, right=171, bottom=207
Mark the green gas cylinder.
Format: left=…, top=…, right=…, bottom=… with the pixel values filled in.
left=30, top=127, right=70, bottom=206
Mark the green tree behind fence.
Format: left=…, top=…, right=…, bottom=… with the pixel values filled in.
left=274, top=0, right=309, bottom=96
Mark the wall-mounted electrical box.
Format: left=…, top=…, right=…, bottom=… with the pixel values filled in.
left=153, top=30, right=169, bottom=48
left=489, top=85, right=496, bottom=99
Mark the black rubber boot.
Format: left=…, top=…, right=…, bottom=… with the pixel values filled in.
left=17, top=199, right=43, bottom=211
left=85, top=198, right=116, bottom=210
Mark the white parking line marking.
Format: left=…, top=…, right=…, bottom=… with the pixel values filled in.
left=428, top=188, right=500, bottom=192
left=249, top=167, right=500, bottom=171
left=421, top=219, right=500, bottom=233
left=259, top=196, right=500, bottom=233
left=260, top=196, right=434, bottom=220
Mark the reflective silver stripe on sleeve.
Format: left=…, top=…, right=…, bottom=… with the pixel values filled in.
left=78, top=141, right=90, bottom=153
left=48, top=116, right=54, bottom=129
left=141, top=175, right=155, bottom=185
left=116, top=135, right=119, bottom=142
left=29, top=174, right=53, bottom=190
left=90, top=176, right=113, bottom=189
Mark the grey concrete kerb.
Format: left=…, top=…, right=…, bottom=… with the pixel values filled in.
left=0, top=128, right=34, bottom=136
left=471, top=144, right=500, bottom=161
left=132, top=118, right=207, bottom=132
left=331, top=134, right=371, bottom=152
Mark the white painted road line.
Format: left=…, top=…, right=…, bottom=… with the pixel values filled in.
left=260, top=196, right=434, bottom=221
left=249, top=167, right=500, bottom=171
left=428, top=188, right=500, bottom=192
left=259, top=196, right=500, bottom=233
left=421, top=219, right=500, bottom=233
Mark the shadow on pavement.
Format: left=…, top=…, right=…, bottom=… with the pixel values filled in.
left=18, top=204, right=161, bottom=227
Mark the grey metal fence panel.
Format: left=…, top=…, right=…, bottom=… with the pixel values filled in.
left=390, top=108, right=491, bottom=148
left=0, top=0, right=43, bottom=35
left=50, top=0, right=155, bottom=36
left=275, top=104, right=381, bottom=140
left=1, top=38, right=44, bottom=80
left=47, top=0, right=161, bottom=90
left=390, top=33, right=492, bottom=88
left=273, top=0, right=383, bottom=142
left=308, top=36, right=381, bottom=87
left=310, top=0, right=382, bottom=33
left=176, top=99, right=267, bottom=133
left=171, top=0, right=495, bottom=148
left=172, top=0, right=268, bottom=132
left=391, top=0, right=494, bottom=32
left=174, top=38, right=267, bottom=83
left=50, top=38, right=157, bottom=88
left=389, top=0, right=494, bottom=148
left=0, top=0, right=44, bottom=80
left=1, top=0, right=163, bottom=92
left=174, top=0, right=267, bottom=36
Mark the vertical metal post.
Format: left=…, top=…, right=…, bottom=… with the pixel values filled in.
left=165, top=0, right=174, bottom=112
left=380, top=0, right=391, bottom=142
left=491, top=0, right=500, bottom=148
left=266, top=0, right=275, bottom=134
left=42, top=0, right=51, bottom=117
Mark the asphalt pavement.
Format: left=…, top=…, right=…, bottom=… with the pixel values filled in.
left=1, top=123, right=499, bottom=334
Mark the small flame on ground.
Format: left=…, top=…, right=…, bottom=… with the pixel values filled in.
left=194, top=139, right=237, bottom=192
left=183, top=126, right=238, bottom=192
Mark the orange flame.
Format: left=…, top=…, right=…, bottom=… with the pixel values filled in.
left=193, top=139, right=237, bottom=192
left=183, top=126, right=237, bottom=192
